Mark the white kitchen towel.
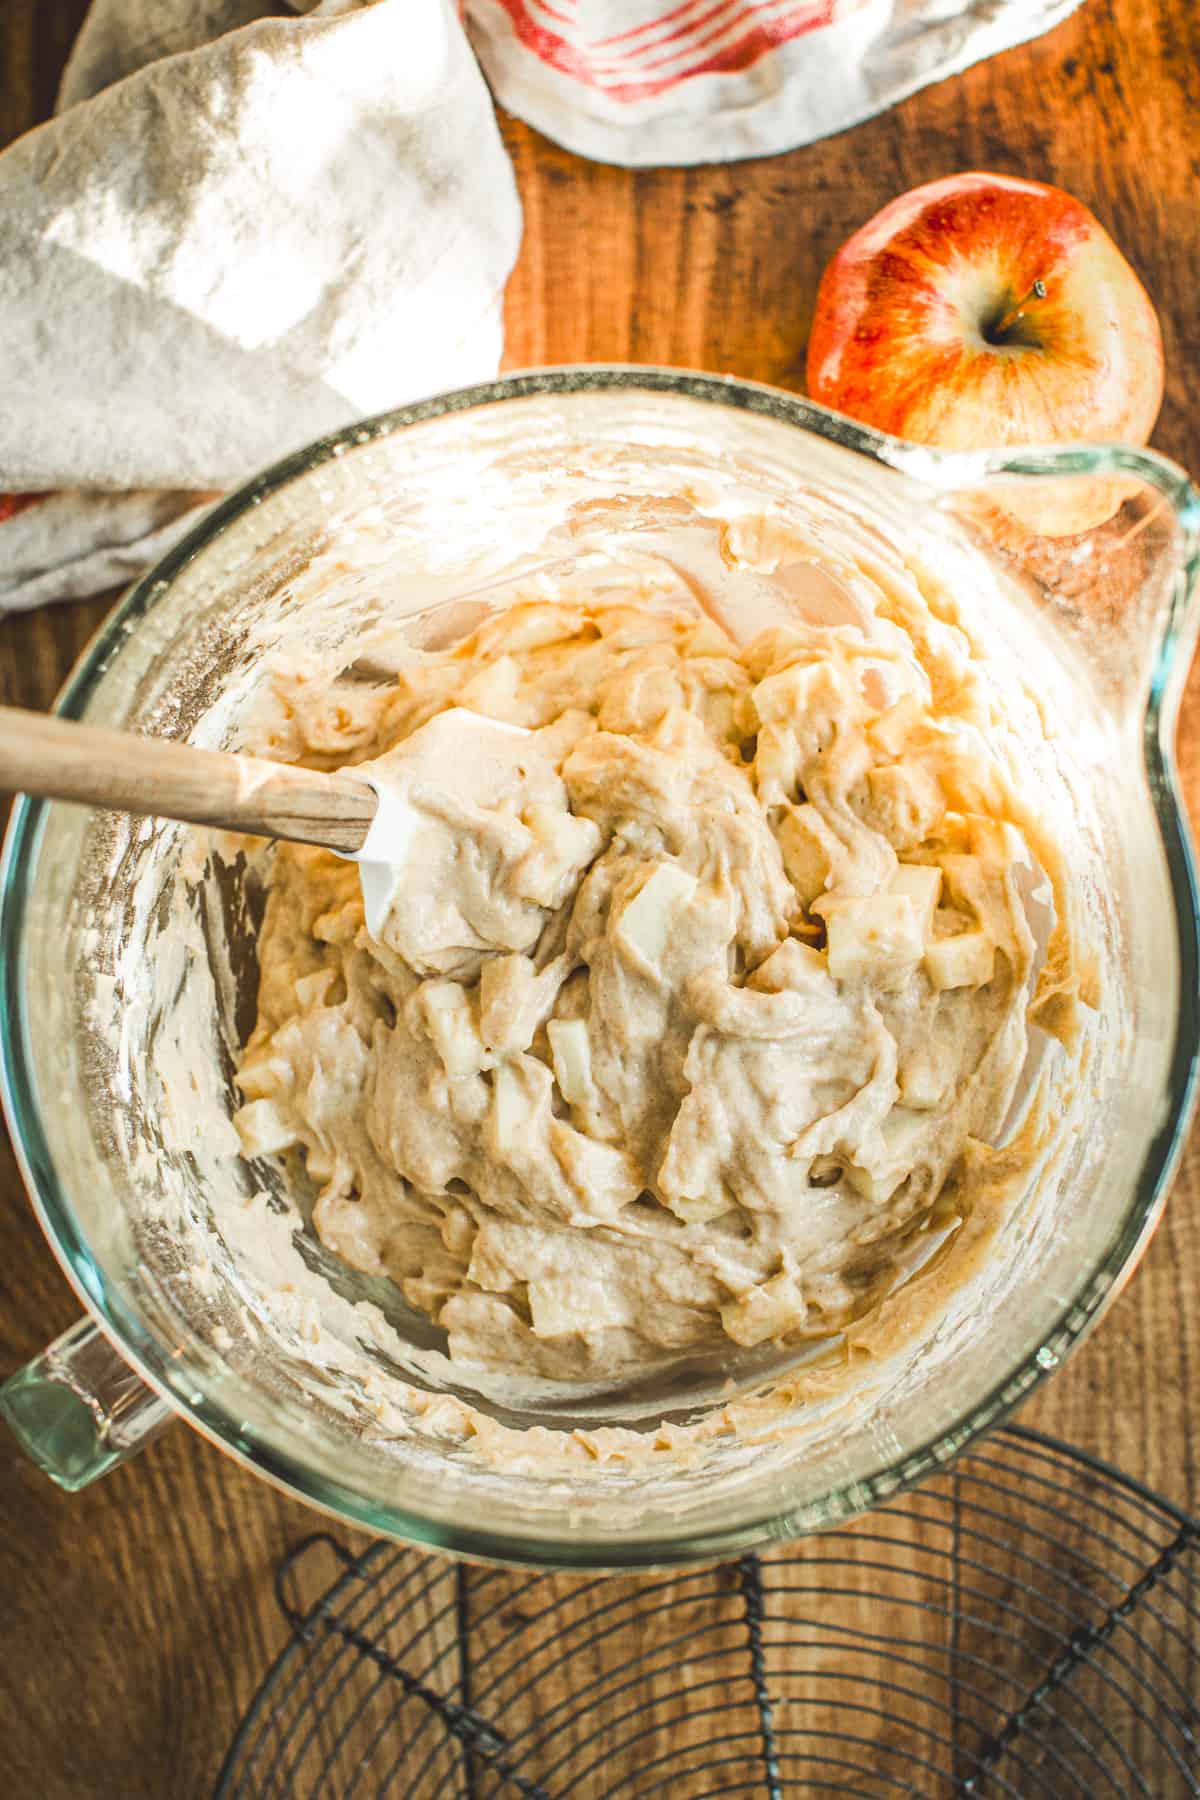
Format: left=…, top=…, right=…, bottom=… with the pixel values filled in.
left=0, top=0, right=522, bottom=610
left=462, top=0, right=1087, bottom=167
left=1, top=0, right=1084, bottom=609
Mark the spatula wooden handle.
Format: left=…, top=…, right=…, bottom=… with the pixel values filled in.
left=0, top=705, right=377, bottom=854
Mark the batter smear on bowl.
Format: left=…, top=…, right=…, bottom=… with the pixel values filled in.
left=234, top=550, right=1078, bottom=1388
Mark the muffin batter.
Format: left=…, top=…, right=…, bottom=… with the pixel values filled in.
left=233, top=528, right=1062, bottom=1388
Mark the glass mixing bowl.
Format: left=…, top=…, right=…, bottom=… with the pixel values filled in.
left=2, top=369, right=1198, bottom=1568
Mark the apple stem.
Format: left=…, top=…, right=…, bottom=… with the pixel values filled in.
left=986, top=279, right=1048, bottom=346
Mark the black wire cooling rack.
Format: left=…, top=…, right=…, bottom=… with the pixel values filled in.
left=215, top=1425, right=1200, bottom=1798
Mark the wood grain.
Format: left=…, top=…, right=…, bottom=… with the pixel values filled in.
left=1, top=1, right=1199, bottom=1794
left=0, top=704, right=379, bottom=851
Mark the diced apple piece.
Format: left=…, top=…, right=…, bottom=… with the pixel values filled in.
left=887, top=863, right=942, bottom=940
left=898, top=1048, right=947, bottom=1110
left=753, top=658, right=841, bottom=728
left=775, top=804, right=834, bottom=906
left=880, top=1108, right=930, bottom=1165
left=479, top=957, right=532, bottom=1057
left=597, top=665, right=683, bottom=735
left=419, top=981, right=488, bottom=1079
left=513, top=804, right=602, bottom=908
left=844, top=1160, right=908, bottom=1205
left=236, top=1053, right=293, bottom=1101
left=666, top=1189, right=731, bottom=1225
left=648, top=706, right=707, bottom=759
left=720, top=512, right=804, bottom=573
left=938, top=854, right=984, bottom=914
left=441, top=1204, right=476, bottom=1257
left=822, top=893, right=924, bottom=986
left=846, top=1110, right=928, bottom=1203
left=867, top=694, right=922, bottom=759
left=294, top=968, right=336, bottom=1010
left=550, top=1122, right=641, bottom=1219
left=528, top=1282, right=576, bottom=1340
left=923, top=931, right=995, bottom=991
left=530, top=1273, right=628, bottom=1339
left=534, top=708, right=595, bottom=767
left=490, top=1063, right=534, bottom=1153
left=466, top=1225, right=517, bottom=1293
left=480, top=955, right=560, bottom=1058
left=456, top=653, right=520, bottom=718
left=721, top=1272, right=805, bottom=1347
left=547, top=1018, right=595, bottom=1107
left=615, top=863, right=698, bottom=968
left=753, top=722, right=801, bottom=805
left=749, top=938, right=829, bottom=994
left=233, top=1098, right=299, bottom=1157
left=474, top=602, right=586, bottom=656
left=594, top=604, right=679, bottom=644
left=867, top=764, right=944, bottom=850
left=967, top=814, right=1029, bottom=867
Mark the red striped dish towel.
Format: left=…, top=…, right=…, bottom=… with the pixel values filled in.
left=463, top=0, right=1086, bottom=165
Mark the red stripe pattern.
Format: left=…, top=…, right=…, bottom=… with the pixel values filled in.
left=0, top=493, right=49, bottom=524
left=491, top=0, right=860, bottom=101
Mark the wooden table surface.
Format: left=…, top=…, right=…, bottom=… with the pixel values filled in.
left=2, top=2, right=1199, bottom=1794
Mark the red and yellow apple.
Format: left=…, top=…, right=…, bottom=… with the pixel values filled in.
left=806, top=173, right=1163, bottom=531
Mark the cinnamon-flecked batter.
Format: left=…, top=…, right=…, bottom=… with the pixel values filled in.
left=234, top=552, right=1065, bottom=1385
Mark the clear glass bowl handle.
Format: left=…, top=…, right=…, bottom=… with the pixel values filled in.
left=0, top=1317, right=173, bottom=1491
